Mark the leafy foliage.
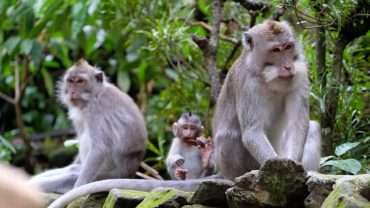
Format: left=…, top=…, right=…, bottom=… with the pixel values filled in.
left=0, top=0, right=368, bottom=175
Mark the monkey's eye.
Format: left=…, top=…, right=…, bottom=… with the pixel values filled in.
left=265, top=62, right=274, bottom=66
left=293, top=54, right=299, bottom=60
left=76, top=79, right=85, bottom=84
left=271, top=47, right=281, bottom=53
left=285, top=43, right=293, bottom=50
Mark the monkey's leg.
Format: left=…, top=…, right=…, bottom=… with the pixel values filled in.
left=74, top=151, right=105, bottom=187
left=31, top=170, right=79, bottom=193
left=215, top=128, right=259, bottom=179
left=31, top=163, right=80, bottom=179
left=115, top=152, right=142, bottom=178
left=301, top=121, right=321, bottom=171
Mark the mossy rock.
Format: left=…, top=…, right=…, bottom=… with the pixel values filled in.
left=190, top=180, right=233, bottom=207
left=304, top=172, right=343, bottom=208
left=82, top=192, right=107, bottom=208
left=66, top=192, right=106, bottom=208
left=137, top=188, right=192, bottom=208
left=103, top=189, right=149, bottom=208
left=182, top=205, right=218, bottom=208
left=66, top=196, right=88, bottom=208
left=226, top=159, right=307, bottom=208
left=321, top=174, right=370, bottom=208
left=41, top=193, right=61, bottom=206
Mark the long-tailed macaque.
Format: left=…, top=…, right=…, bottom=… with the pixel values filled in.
left=0, top=163, right=43, bottom=208
left=31, top=59, right=147, bottom=193
left=212, top=20, right=321, bottom=180
left=47, top=20, right=321, bottom=208
left=166, top=112, right=215, bottom=180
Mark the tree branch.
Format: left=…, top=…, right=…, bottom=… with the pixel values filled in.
left=192, top=21, right=238, bottom=44
left=233, top=0, right=270, bottom=12
left=193, top=0, right=223, bottom=104
left=0, top=92, right=15, bottom=104
left=206, top=0, right=223, bottom=104
left=29, top=128, right=76, bottom=142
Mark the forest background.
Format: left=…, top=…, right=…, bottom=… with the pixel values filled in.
left=0, top=0, right=369, bottom=177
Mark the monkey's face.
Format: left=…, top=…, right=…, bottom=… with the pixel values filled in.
left=242, top=21, right=307, bottom=91
left=60, top=66, right=104, bottom=108
left=173, top=120, right=202, bottom=145
left=179, top=122, right=201, bottom=143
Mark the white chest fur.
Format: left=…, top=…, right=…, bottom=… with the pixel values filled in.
left=68, top=107, right=90, bottom=162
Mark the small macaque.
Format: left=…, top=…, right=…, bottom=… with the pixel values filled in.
left=166, top=112, right=215, bottom=180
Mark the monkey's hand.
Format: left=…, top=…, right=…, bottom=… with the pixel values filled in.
left=174, top=158, right=185, bottom=167
left=175, top=167, right=188, bottom=180
left=198, top=138, right=214, bottom=168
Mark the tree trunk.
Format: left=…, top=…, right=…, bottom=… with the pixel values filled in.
left=321, top=39, right=346, bottom=155
left=316, top=26, right=326, bottom=88
left=206, top=0, right=222, bottom=104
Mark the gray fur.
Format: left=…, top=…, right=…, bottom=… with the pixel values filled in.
left=31, top=60, right=147, bottom=193
left=166, top=114, right=214, bottom=180
left=212, top=20, right=321, bottom=180
left=166, top=138, right=210, bottom=179
left=47, top=21, right=323, bottom=207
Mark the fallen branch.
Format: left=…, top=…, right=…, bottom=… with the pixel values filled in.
left=136, top=171, right=157, bottom=180
left=140, top=162, right=164, bottom=180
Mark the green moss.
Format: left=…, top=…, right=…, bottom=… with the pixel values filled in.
left=321, top=176, right=370, bottom=208
left=137, top=189, right=177, bottom=208
left=66, top=196, right=87, bottom=208
left=103, top=189, right=149, bottom=208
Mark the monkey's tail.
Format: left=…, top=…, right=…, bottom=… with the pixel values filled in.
left=48, top=178, right=230, bottom=208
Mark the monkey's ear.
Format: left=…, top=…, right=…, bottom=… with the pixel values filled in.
left=95, top=72, right=104, bottom=83
left=172, top=122, right=178, bottom=135
left=242, top=32, right=253, bottom=50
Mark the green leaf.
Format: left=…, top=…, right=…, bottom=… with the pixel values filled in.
left=30, top=41, right=43, bottom=68
left=71, top=2, right=87, bottom=39
left=88, top=0, right=100, bottom=15
left=322, top=159, right=362, bottom=175
left=146, top=140, right=160, bottom=155
left=335, top=142, right=360, bottom=156
left=0, top=135, right=16, bottom=154
left=137, top=62, right=147, bottom=84
left=20, top=39, right=34, bottom=55
left=117, top=69, right=131, bottom=92
left=4, top=36, right=21, bottom=54
left=320, top=156, right=336, bottom=165
left=165, top=68, right=178, bottom=81
left=41, top=68, right=54, bottom=96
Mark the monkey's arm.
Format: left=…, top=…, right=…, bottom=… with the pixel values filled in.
left=74, top=124, right=106, bottom=187
left=166, top=138, right=185, bottom=179
left=74, top=149, right=105, bottom=187
left=241, top=127, right=278, bottom=164
left=200, top=152, right=216, bottom=177
left=283, top=93, right=309, bottom=161
left=238, top=105, right=278, bottom=164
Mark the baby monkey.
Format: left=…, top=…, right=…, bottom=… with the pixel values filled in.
left=166, top=112, right=215, bottom=180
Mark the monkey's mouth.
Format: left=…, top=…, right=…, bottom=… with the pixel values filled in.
left=183, top=137, right=197, bottom=145
left=70, top=98, right=87, bottom=107
left=278, top=75, right=294, bottom=79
